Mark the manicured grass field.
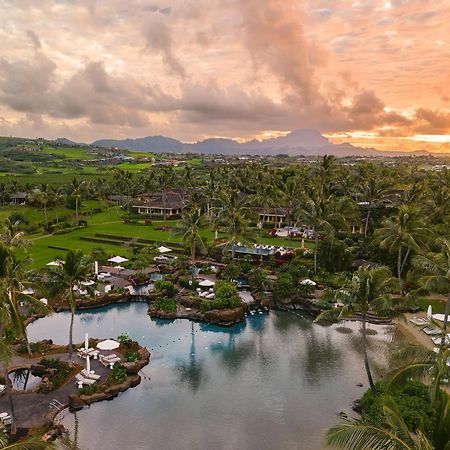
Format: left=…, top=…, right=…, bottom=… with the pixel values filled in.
left=21, top=206, right=311, bottom=268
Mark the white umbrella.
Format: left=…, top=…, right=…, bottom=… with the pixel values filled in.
left=85, top=332, right=89, bottom=350
left=427, top=305, right=433, bottom=320
left=81, top=280, right=95, bottom=286
left=86, top=354, right=91, bottom=374
left=94, top=260, right=99, bottom=275
left=157, top=246, right=172, bottom=253
left=199, top=279, right=215, bottom=287
left=96, top=339, right=120, bottom=351
left=300, top=279, right=317, bottom=286
left=108, top=256, right=128, bottom=264
left=115, top=265, right=125, bottom=271
left=39, top=298, right=48, bottom=305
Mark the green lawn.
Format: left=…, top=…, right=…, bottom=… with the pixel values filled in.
left=40, top=145, right=101, bottom=160
left=21, top=207, right=310, bottom=268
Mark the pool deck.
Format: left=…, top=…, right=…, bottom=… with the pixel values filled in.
left=0, top=352, right=112, bottom=429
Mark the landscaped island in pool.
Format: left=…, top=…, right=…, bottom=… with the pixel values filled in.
left=27, top=302, right=394, bottom=450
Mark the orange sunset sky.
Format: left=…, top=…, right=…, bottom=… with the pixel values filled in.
left=0, top=0, right=449, bottom=152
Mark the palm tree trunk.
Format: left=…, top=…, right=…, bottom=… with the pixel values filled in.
left=191, top=241, right=196, bottom=281
left=397, top=246, right=402, bottom=283
left=44, top=201, right=48, bottom=228
left=440, top=291, right=450, bottom=351
left=3, top=365, right=16, bottom=435
left=68, top=289, right=75, bottom=367
left=231, top=241, right=236, bottom=260
left=314, top=235, right=318, bottom=274
left=75, top=197, right=79, bottom=224
left=362, top=313, right=376, bottom=393
left=364, top=206, right=371, bottom=238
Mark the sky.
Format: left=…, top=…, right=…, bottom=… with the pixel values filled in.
left=0, top=0, right=450, bottom=152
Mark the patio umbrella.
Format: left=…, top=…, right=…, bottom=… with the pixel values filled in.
left=427, top=305, right=433, bottom=320
left=85, top=332, right=89, bottom=350
left=96, top=339, right=120, bottom=351
left=199, top=279, right=215, bottom=287
left=86, top=354, right=91, bottom=374
left=108, top=256, right=129, bottom=264
left=157, top=246, right=172, bottom=253
left=39, top=298, right=48, bottom=305
left=81, top=280, right=95, bottom=286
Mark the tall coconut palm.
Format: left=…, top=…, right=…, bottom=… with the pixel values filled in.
left=214, top=190, right=253, bottom=259
left=156, top=167, right=175, bottom=220
left=174, top=207, right=207, bottom=279
left=297, top=191, right=354, bottom=274
left=412, top=238, right=450, bottom=344
left=374, top=206, right=431, bottom=284
left=0, top=245, right=49, bottom=435
left=47, top=250, right=91, bottom=366
left=315, top=265, right=398, bottom=392
left=359, top=178, right=389, bottom=237
left=69, top=178, right=82, bottom=224
left=1, top=219, right=28, bottom=251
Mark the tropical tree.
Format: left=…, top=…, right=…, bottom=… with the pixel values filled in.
left=0, top=429, right=54, bottom=449
left=412, top=238, right=450, bottom=343
left=174, top=207, right=206, bottom=279
left=374, top=206, right=431, bottom=284
left=325, top=396, right=434, bottom=450
left=359, top=178, right=389, bottom=237
left=46, top=250, right=91, bottom=366
left=214, top=190, right=254, bottom=259
left=297, top=191, right=354, bottom=273
left=0, top=245, right=49, bottom=435
left=69, top=178, right=82, bottom=224
left=315, top=265, right=398, bottom=392
left=1, top=219, right=28, bottom=250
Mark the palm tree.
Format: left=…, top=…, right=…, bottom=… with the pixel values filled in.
left=0, top=429, right=54, bottom=449
left=174, top=207, right=206, bottom=279
left=315, top=265, right=398, bottom=392
left=1, top=219, right=28, bottom=251
left=155, top=167, right=175, bottom=220
left=69, top=178, right=82, bottom=224
left=359, top=178, right=389, bottom=237
left=47, top=250, right=91, bottom=366
left=412, top=238, right=450, bottom=344
left=374, top=206, right=431, bottom=284
left=214, top=190, right=254, bottom=259
left=0, top=245, right=49, bottom=435
left=325, top=396, right=434, bottom=450
left=297, top=191, right=353, bottom=274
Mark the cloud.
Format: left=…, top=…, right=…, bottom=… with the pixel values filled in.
left=26, top=30, right=41, bottom=50
left=143, top=12, right=185, bottom=77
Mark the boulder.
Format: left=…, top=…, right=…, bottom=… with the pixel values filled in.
left=68, top=394, right=84, bottom=410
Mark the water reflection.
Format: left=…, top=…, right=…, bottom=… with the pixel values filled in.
left=25, top=305, right=394, bottom=450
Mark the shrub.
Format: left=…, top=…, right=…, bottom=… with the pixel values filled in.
left=124, top=351, right=140, bottom=362
left=154, top=297, right=177, bottom=313
left=273, top=274, right=296, bottom=299
left=18, top=341, right=51, bottom=355
left=154, top=280, right=177, bottom=297
left=200, top=281, right=242, bottom=313
left=178, top=277, right=199, bottom=290
left=117, top=333, right=130, bottom=344
left=79, top=384, right=104, bottom=395
left=360, top=381, right=436, bottom=438
left=108, top=363, right=127, bottom=384
left=39, top=357, right=71, bottom=389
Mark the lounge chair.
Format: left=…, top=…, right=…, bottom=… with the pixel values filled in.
left=432, top=336, right=450, bottom=346
left=101, top=353, right=118, bottom=361
left=423, top=327, right=441, bottom=335
left=75, top=373, right=96, bottom=387
left=0, top=412, right=11, bottom=425
left=81, top=369, right=101, bottom=380
left=409, top=317, right=429, bottom=326
left=0, top=385, right=5, bottom=395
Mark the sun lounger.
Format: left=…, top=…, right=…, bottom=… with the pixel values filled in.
left=75, top=373, right=97, bottom=387
left=78, top=347, right=95, bottom=356
left=101, top=353, right=118, bottom=361
left=409, top=317, right=429, bottom=326
left=0, top=412, right=11, bottom=425
left=81, top=369, right=101, bottom=380
left=423, top=327, right=441, bottom=335
left=432, top=336, right=450, bottom=346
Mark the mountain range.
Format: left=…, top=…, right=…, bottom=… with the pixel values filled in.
left=62, top=129, right=432, bottom=157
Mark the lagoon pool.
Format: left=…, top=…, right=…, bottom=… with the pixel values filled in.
left=27, top=303, right=393, bottom=450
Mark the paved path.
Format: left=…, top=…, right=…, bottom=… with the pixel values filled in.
left=0, top=353, right=111, bottom=429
